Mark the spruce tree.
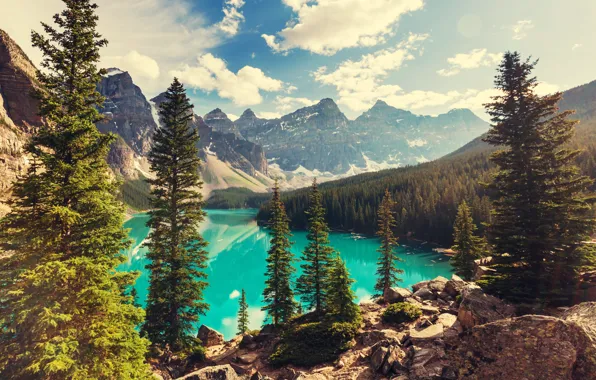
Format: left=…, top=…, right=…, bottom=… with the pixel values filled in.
left=482, top=51, right=596, bottom=304
left=142, top=78, right=209, bottom=352
left=237, top=289, right=249, bottom=335
left=326, top=256, right=360, bottom=323
left=262, top=179, right=296, bottom=326
left=375, top=189, right=404, bottom=297
left=451, top=201, right=485, bottom=280
left=296, top=178, right=335, bottom=314
left=0, top=0, right=151, bottom=378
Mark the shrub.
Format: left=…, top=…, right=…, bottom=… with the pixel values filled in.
left=382, top=302, right=422, bottom=324
left=269, top=321, right=358, bottom=367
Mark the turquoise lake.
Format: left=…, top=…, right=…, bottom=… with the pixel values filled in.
left=119, top=209, right=453, bottom=339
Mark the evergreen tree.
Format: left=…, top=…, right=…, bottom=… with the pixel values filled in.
left=237, top=289, right=249, bottom=335
left=375, top=189, right=404, bottom=297
left=451, top=201, right=485, bottom=280
left=326, top=256, right=360, bottom=323
left=0, top=1, right=151, bottom=378
left=142, top=78, right=209, bottom=352
left=482, top=51, right=596, bottom=304
left=296, top=178, right=335, bottom=314
left=262, top=179, right=296, bottom=326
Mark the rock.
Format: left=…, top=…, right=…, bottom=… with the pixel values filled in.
left=360, top=329, right=403, bottom=346
left=427, top=276, right=449, bottom=293
left=436, top=313, right=457, bottom=329
left=438, top=291, right=452, bottom=301
left=444, top=274, right=466, bottom=297
left=412, top=281, right=430, bottom=292
left=405, top=297, right=424, bottom=307
left=176, top=364, right=239, bottom=380
left=197, top=325, right=224, bottom=347
left=413, top=287, right=436, bottom=301
left=457, top=284, right=515, bottom=329
left=370, top=345, right=389, bottom=371
left=294, top=373, right=328, bottom=380
left=447, top=314, right=596, bottom=379
left=239, top=334, right=255, bottom=348
left=562, top=302, right=596, bottom=379
left=410, top=346, right=447, bottom=379
left=381, top=345, right=407, bottom=375
left=419, top=304, right=440, bottom=315
left=237, top=352, right=258, bottom=365
left=409, top=324, right=444, bottom=344
left=384, top=287, right=413, bottom=303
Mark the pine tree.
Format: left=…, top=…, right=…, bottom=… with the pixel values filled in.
left=142, top=78, right=209, bottom=353
left=326, top=256, right=360, bottom=323
left=0, top=1, right=151, bottom=378
left=237, top=289, right=249, bottom=335
left=262, top=179, right=296, bottom=326
left=296, top=178, right=335, bottom=314
left=482, top=51, right=596, bottom=304
left=375, top=189, right=404, bottom=297
left=451, top=201, right=485, bottom=280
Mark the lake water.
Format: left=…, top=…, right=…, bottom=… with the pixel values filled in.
left=119, top=209, right=453, bottom=339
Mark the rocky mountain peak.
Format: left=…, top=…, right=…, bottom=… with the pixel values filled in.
left=240, top=108, right=257, bottom=119
left=204, top=108, right=242, bottom=137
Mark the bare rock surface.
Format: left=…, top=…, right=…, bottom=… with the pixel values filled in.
left=198, top=325, right=225, bottom=347
left=457, top=284, right=515, bottom=329
left=176, top=364, right=239, bottom=380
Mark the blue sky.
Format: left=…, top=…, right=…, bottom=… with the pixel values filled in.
left=2, top=0, right=596, bottom=120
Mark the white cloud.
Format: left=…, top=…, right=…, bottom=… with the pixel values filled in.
left=103, top=50, right=160, bottom=81
left=258, top=111, right=283, bottom=119
left=437, top=48, right=501, bottom=77
left=407, top=138, right=427, bottom=147
left=509, top=20, right=534, bottom=40
left=572, top=43, right=583, bottom=51
left=263, top=0, right=425, bottom=55
left=171, top=53, right=286, bottom=106
left=313, top=33, right=429, bottom=112
left=535, top=81, right=559, bottom=95
left=229, top=289, right=241, bottom=299
left=217, top=0, right=246, bottom=36
left=274, top=96, right=316, bottom=112
left=0, top=0, right=247, bottom=96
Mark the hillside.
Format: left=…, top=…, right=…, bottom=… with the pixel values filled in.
left=252, top=80, right=596, bottom=246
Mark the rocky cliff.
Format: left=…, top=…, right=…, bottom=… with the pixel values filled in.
left=0, top=29, right=43, bottom=214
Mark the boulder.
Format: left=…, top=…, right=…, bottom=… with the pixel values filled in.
left=410, top=345, right=448, bottom=379
left=384, top=287, right=413, bottom=303
left=447, top=314, right=596, bottom=379
left=370, top=345, right=389, bottom=372
left=239, top=334, right=255, bottom=349
left=177, top=364, right=239, bottom=380
left=237, top=352, right=258, bottom=365
left=444, top=274, right=466, bottom=297
left=381, top=345, right=407, bottom=375
left=419, top=304, right=440, bottom=315
left=197, top=325, right=225, bottom=347
left=360, top=329, right=404, bottom=346
left=412, top=281, right=430, bottom=292
left=436, top=313, right=457, bottom=329
left=409, top=324, right=444, bottom=344
left=413, top=287, right=436, bottom=301
left=427, top=276, right=449, bottom=293
left=457, top=284, right=515, bottom=329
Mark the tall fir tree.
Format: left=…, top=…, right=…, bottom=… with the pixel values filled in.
left=237, top=289, right=249, bottom=335
left=296, top=178, right=335, bottom=314
left=142, top=78, right=209, bottom=352
left=375, top=189, right=404, bottom=297
left=482, top=51, right=596, bottom=304
left=0, top=1, right=151, bottom=378
left=451, top=201, right=486, bottom=280
left=262, top=179, right=296, bottom=326
left=326, top=256, right=360, bottom=323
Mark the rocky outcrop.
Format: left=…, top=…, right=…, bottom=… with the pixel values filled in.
left=384, top=287, right=412, bottom=303
left=204, top=108, right=242, bottom=138
left=457, top=284, right=515, bottom=329
left=198, top=325, right=225, bottom=347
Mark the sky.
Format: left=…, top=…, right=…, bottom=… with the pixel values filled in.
left=1, top=0, right=596, bottom=121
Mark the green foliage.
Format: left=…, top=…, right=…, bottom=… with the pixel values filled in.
left=451, top=201, right=487, bottom=280
left=375, top=189, right=404, bottom=296
left=262, top=179, right=297, bottom=326
left=296, top=179, right=335, bottom=313
left=0, top=1, right=151, bottom=378
left=205, top=187, right=269, bottom=209
left=120, top=177, right=152, bottom=211
left=237, top=289, right=249, bottom=335
left=326, top=256, right=361, bottom=323
left=382, top=302, right=422, bottom=324
left=482, top=52, right=596, bottom=305
left=142, top=78, right=209, bottom=353
left=269, top=321, right=358, bottom=367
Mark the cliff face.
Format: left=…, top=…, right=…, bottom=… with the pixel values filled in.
left=0, top=29, right=43, bottom=212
